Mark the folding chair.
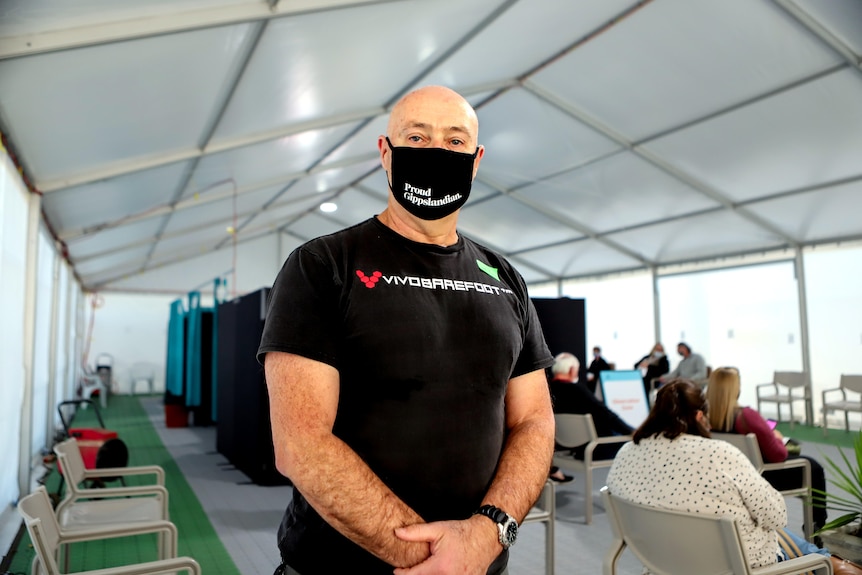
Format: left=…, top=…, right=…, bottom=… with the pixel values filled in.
left=601, top=487, right=831, bottom=575
left=522, top=479, right=555, bottom=575
left=552, top=413, right=631, bottom=524
left=756, top=371, right=811, bottom=428
left=821, top=375, right=862, bottom=436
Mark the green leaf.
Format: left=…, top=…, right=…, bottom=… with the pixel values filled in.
left=816, top=512, right=861, bottom=535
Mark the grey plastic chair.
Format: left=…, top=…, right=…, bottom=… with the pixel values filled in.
left=17, top=486, right=198, bottom=575
left=522, top=478, right=555, bottom=575
left=601, top=487, right=832, bottom=575
left=756, top=371, right=811, bottom=428
left=711, top=432, right=814, bottom=541
left=552, top=413, right=631, bottom=524
left=821, top=374, right=862, bottom=436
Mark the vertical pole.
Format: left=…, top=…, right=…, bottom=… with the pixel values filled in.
left=795, top=247, right=813, bottom=426
left=652, top=266, right=661, bottom=344
left=18, top=192, right=41, bottom=498
left=45, top=249, right=61, bottom=449
left=61, top=265, right=74, bottom=401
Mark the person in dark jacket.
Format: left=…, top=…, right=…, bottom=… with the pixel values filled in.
left=585, top=346, right=611, bottom=394
left=550, top=352, right=633, bottom=461
left=635, top=342, right=670, bottom=397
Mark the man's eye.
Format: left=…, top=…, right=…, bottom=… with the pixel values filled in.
left=450, top=139, right=464, bottom=146
left=408, top=135, right=423, bottom=143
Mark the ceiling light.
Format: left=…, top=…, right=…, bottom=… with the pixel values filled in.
left=320, top=202, right=337, bottom=213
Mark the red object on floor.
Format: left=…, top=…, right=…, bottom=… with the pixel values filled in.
left=165, top=404, right=189, bottom=428
left=56, top=428, right=119, bottom=474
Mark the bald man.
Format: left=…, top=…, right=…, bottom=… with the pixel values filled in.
left=259, top=86, right=555, bottom=575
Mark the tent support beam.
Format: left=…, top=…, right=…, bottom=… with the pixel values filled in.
left=794, top=247, right=814, bottom=426
left=0, top=0, right=398, bottom=60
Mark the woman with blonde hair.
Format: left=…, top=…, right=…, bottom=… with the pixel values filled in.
left=706, top=367, right=829, bottom=534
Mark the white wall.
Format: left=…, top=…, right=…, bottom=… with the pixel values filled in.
left=806, top=244, right=862, bottom=428
left=562, top=272, right=656, bottom=372
left=529, top=248, right=862, bottom=427
left=658, top=261, right=802, bottom=411
left=86, top=292, right=177, bottom=395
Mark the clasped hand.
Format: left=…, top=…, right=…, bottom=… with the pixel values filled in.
left=392, top=515, right=501, bottom=575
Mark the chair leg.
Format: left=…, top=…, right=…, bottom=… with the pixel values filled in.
left=845, top=411, right=850, bottom=433
left=585, top=468, right=593, bottom=525
left=823, top=406, right=829, bottom=437
left=789, top=401, right=794, bottom=430
left=545, top=513, right=554, bottom=575
left=802, top=496, right=814, bottom=541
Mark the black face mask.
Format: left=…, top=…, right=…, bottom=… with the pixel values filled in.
left=386, top=137, right=478, bottom=221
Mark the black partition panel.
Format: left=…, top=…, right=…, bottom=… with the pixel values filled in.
left=531, top=297, right=587, bottom=381
left=216, top=287, right=290, bottom=486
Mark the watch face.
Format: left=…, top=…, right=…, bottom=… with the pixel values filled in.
left=503, top=520, right=518, bottom=546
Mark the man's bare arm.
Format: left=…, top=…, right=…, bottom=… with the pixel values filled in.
left=481, top=368, right=556, bottom=522
left=392, top=368, right=555, bottom=574
left=265, top=351, right=430, bottom=567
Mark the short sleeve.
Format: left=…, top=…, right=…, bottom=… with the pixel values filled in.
left=510, top=285, right=553, bottom=379
left=257, top=245, right=343, bottom=368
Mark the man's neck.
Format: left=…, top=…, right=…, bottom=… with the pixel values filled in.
left=378, top=205, right=459, bottom=247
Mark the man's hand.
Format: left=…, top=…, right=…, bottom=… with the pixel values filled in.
left=392, top=515, right=501, bottom=574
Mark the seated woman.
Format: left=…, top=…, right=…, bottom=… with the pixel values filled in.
left=706, top=367, right=828, bottom=533
left=606, top=379, right=860, bottom=573
left=634, top=342, right=669, bottom=397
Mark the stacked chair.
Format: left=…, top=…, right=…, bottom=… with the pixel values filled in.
left=18, top=437, right=199, bottom=575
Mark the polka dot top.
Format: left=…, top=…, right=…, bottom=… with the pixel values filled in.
left=606, top=434, right=787, bottom=568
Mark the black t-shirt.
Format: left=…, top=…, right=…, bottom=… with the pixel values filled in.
left=258, top=217, right=552, bottom=574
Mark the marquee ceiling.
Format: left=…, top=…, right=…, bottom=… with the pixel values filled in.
left=1, top=0, right=861, bottom=292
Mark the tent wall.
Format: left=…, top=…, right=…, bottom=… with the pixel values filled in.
left=531, top=243, right=862, bottom=426
left=0, top=144, right=83, bottom=554
left=86, top=292, right=176, bottom=395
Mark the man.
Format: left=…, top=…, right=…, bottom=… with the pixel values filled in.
left=659, top=342, right=707, bottom=383
left=585, top=346, right=611, bottom=394
left=549, top=353, right=633, bottom=460
left=258, top=86, right=555, bottom=575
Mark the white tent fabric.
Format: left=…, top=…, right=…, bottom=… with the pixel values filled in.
left=0, top=0, right=860, bottom=292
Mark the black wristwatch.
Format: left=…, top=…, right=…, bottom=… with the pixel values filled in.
left=473, top=504, right=518, bottom=549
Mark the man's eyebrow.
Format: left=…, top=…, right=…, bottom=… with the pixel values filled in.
left=399, top=122, right=472, bottom=137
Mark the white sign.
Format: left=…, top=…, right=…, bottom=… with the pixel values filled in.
left=599, top=370, right=650, bottom=430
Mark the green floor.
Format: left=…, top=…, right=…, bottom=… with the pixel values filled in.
left=8, top=395, right=240, bottom=574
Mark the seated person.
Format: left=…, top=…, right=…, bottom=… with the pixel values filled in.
left=657, top=342, right=707, bottom=384
left=634, top=342, right=669, bottom=397
left=549, top=352, right=633, bottom=461
left=607, top=379, right=861, bottom=574
left=585, top=346, right=611, bottom=394
left=706, top=366, right=829, bottom=533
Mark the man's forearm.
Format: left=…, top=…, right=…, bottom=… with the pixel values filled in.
left=278, top=434, right=429, bottom=568
left=479, top=416, right=555, bottom=522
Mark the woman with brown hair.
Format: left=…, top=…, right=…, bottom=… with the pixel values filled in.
left=706, top=367, right=828, bottom=533
left=607, top=379, right=859, bottom=573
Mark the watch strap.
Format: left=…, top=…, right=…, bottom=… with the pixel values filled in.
left=474, top=504, right=512, bottom=525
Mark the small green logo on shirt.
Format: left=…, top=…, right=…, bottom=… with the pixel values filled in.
left=476, top=259, right=499, bottom=281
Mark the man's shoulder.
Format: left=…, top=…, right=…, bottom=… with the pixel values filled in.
left=302, top=218, right=376, bottom=249
left=460, top=232, right=515, bottom=269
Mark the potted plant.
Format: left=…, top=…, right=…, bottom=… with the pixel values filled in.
left=812, top=432, right=862, bottom=563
